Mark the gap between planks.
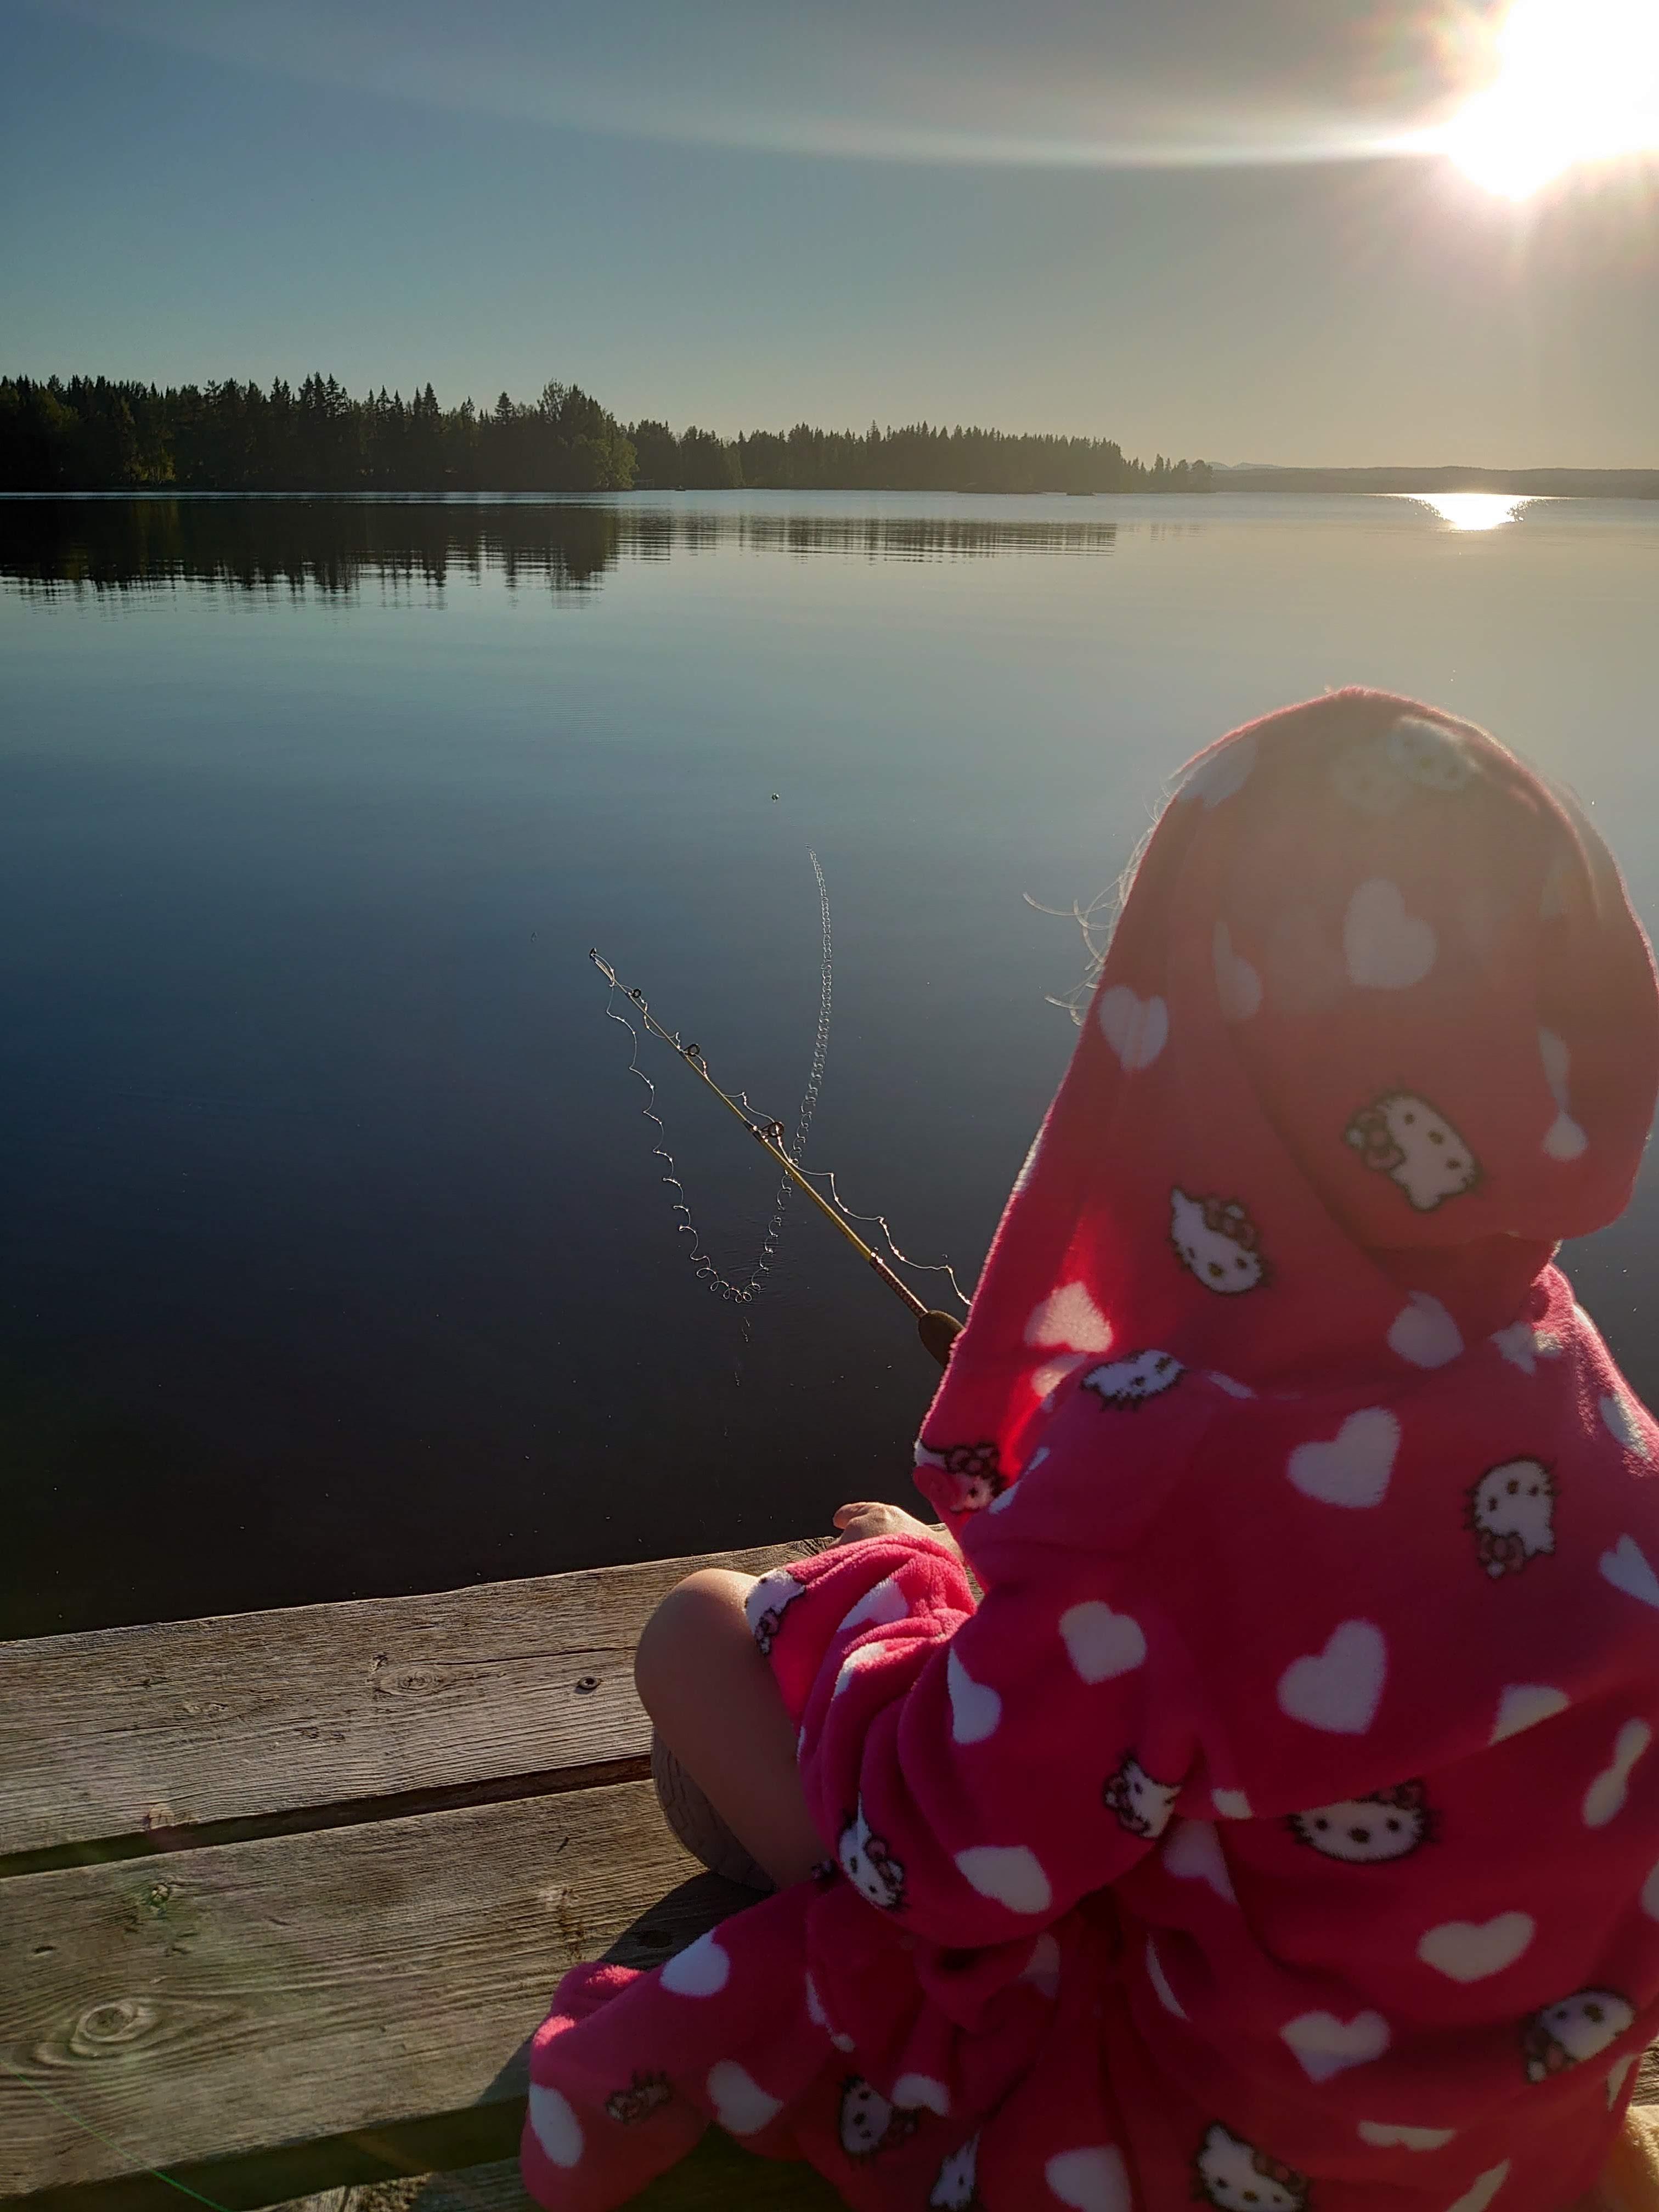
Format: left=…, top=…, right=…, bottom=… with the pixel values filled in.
left=0, top=1781, right=731, bottom=2197
left=0, top=1541, right=818, bottom=1863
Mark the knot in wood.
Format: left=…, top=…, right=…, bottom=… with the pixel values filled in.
left=71, top=1997, right=160, bottom=2056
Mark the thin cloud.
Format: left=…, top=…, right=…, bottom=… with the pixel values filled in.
left=40, top=0, right=1491, bottom=170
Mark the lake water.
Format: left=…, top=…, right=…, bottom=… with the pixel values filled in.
left=3, top=489, right=1657, bottom=1636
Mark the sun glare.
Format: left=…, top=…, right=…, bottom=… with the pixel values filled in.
left=1436, top=0, right=1659, bottom=197
left=1395, top=494, right=1539, bottom=532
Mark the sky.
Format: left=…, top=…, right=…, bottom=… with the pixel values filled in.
left=3, top=0, right=1657, bottom=465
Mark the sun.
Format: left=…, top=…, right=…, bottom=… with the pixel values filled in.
left=1437, top=0, right=1659, bottom=198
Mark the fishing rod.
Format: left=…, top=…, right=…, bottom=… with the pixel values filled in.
left=589, top=950, right=964, bottom=1368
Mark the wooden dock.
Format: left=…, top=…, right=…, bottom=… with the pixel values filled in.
left=3, top=1546, right=1655, bottom=2212
left=0, top=1541, right=842, bottom=2212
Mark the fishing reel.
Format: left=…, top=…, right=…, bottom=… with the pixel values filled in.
left=917, top=1308, right=964, bottom=1368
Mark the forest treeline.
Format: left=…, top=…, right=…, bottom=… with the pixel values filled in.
left=0, top=374, right=1212, bottom=495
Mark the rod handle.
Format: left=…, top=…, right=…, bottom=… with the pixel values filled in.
left=917, top=1308, right=964, bottom=1368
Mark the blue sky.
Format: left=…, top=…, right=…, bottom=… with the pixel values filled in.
left=4, top=0, right=1656, bottom=464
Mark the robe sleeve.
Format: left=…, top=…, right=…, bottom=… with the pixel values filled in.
left=753, top=1530, right=1192, bottom=1946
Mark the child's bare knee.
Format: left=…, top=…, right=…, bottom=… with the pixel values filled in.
left=634, top=1568, right=753, bottom=1719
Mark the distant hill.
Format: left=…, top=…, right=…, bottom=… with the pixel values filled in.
left=1218, top=465, right=1659, bottom=499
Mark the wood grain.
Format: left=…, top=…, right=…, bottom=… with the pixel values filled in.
left=0, top=1542, right=811, bottom=1859
left=0, top=1780, right=743, bottom=2196
left=280, top=2135, right=842, bottom=2212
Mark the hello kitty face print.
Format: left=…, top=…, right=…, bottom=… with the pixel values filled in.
left=1345, top=1094, right=1480, bottom=1214
left=1287, top=1781, right=1431, bottom=1864
left=838, top=1803, right=907, bottom=1911
left=1193, top=2124, right=1311, bottom=2212
left=603, top=2071, right=672, bottom=2126
left=744, top=1567, right=806, bottom=1656
left=915, top=1441, right=1005, bottom=1512
left=929, top=2134, right=981, bottom=2211
left=1466, top=1459, right=1556, bottom=1578
left=1082, top=1350, right=1183, bottom=1409
left=1522, top=1990, right=1635, bottom=2083
left=1387, top=715, right=1475, bottom=794
left=1330, top=715, right=1475, bottom=816
left=1170, top=1190, right=1267, bottom=1296
left=1104, top=1752, right=1183, bottom=1839
left=839, top=2076, right=921, bottom=2160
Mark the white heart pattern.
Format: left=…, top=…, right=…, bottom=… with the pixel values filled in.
left=528, top=2084, right=585, bottom=2169
left=1388, top=1293, right=1463, bottom=1370
left=892, top=2073, right=951, bottom=2117
left=1211, top=1788, right=1253, bottom=1819
left=706, top=2060, right=783, bottom=2135
left=1025, top=1281, right=1114, bottom=1354
left=833, top=1643, right=883, bottom=1697
left=660, top=1928, right=732, bottom=1997
left=1357, top=2121, right=1457, bottom=2152
left=1181, top=733, right=1257, bottom=808
left=1609, top=2053, right=1639, bottom=2109
left=1031, top=1353, right=1094, bottom=1404
left=837, top=1577, right=910, bottom=1635
left=1601, top=1534, right=1659, bottom=1611
left=1213, top=920, right=1263, bottom=1022
left=1539, top=1028, right=1589, bottom=1160
left=955, top=1843, right=1052, bottom=1916
left=1446, top=2162, right=1510, bottom=2212
left=1491, top=1321, right=1561, bottom=1376
left=1417, top=1912, right=1534, bottom=1983
left=1277, top=1620, right=1387, bottom=1735
left=1344, top=877, right=1437, bottom=990
left=1023, top=1931, right=1062, bottom=1998
left=1045, top=2145, right=1133, bottom=2212
left=1287, top=1408, right=1400, bottom=1510
left=1600, top=1391, right=1652, bottom=1461
left=1059, top=1600, right=1148, bottom=1684
left=1544, top=1111, right=1588, bottom=1160
left=1583, top=1718, right=1652, bottom=1829
left=1162, top=1818, right=1235, bottom=1901
left=804, top=1971, right=833, bottom=2034
left=1281, top=2008, right=1391, bottom=2083
left=1097, top=986, right=1169, bottom=1071
left=1490, top=1684, right=1569, bottom=1744
left=947, top=1648, right=1003, bottom=1745
left=1145, top=1934, right=1187, bottom=2018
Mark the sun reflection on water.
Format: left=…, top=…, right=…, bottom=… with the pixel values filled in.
left=1394, top=493, right=1541, bottom=532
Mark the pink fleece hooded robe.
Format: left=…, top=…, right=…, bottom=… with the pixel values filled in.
left=524, top=691, right=1659, bottom=2212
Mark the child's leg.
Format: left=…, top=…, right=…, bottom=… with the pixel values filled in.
left=634, top=1570, right=825, bottom=1890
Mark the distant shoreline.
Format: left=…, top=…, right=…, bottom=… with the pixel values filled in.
left=1217, top=466, right=1659, bottom=499
left=2, top=472, right=1656, bottom=503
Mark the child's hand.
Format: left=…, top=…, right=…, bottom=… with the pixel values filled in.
left=832, top=1502, right=936, bottom=1546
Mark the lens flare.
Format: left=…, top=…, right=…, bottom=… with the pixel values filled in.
left=1437, top=0, right=1659, bottom=197
left=1393, top=494, right=1541, bottom=532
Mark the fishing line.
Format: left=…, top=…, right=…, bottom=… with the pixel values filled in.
left=800, top=1170, right=970, bottom=1314
left=591, top=853, right=966, bottom=1363
left=596, top=852, right=832, bottom=1309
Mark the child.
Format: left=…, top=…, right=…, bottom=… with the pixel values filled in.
left=523, top=690, right=1659, bottom=2212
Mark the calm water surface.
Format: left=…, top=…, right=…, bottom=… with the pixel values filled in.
left=3, top=490, right=1657, bottom=1634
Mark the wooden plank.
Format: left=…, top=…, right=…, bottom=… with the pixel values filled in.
left=0, top=1780, right=772, bottom=2197
left=0, top=1542, right=815, bottom=1859
left=280, top=2136, right=842, bottom=2212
